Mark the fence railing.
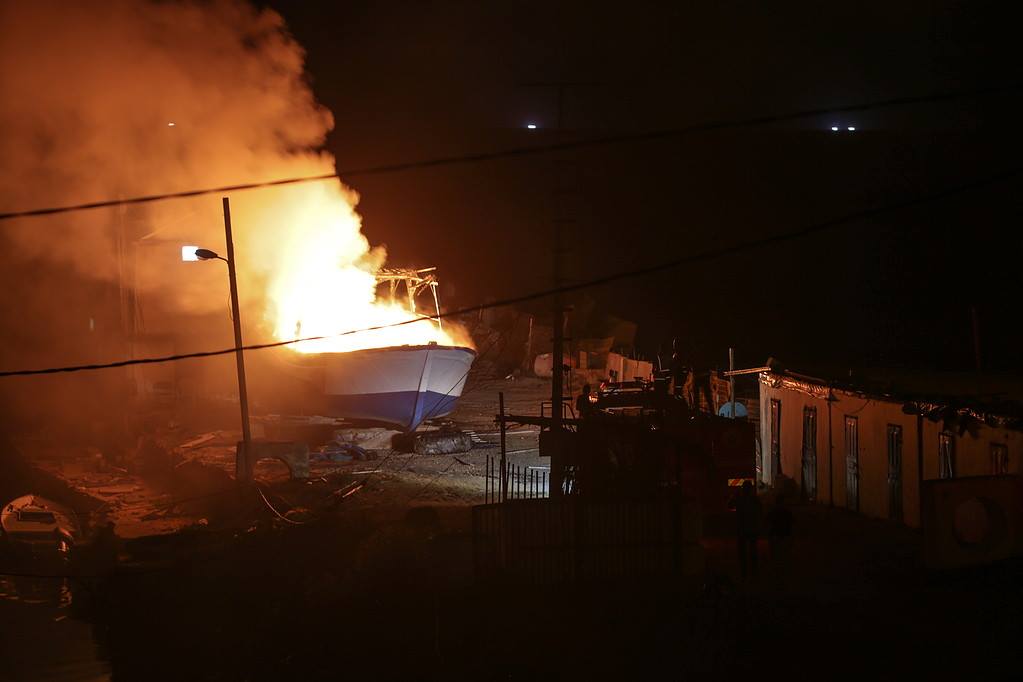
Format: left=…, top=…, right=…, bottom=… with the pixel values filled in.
left=484, top=455, right=549, bottom=504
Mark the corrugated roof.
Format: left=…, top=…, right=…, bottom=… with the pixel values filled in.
left=762, top=364, right=1023, bottom=430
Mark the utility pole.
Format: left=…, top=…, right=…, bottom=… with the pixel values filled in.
left=521, top=80, right=595, bottom=497
left=729, top=347, right=736, bottom=419
left=222, top=197, right=253, bottom=478
left=548, top=83, right=570, bottom=438
left=499, top=392, right=507, bottom=502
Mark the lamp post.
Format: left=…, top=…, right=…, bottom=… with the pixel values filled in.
left=185, top=196, right=252, bottom=479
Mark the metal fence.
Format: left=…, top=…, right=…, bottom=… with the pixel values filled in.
left=472, top=494, right=699, bottom=583
left=484, top=455, right=549, bottom=504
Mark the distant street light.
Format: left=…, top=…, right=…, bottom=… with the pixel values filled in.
left=831, top=126, right=839, bottom=131
left=526, top=123, right=537, bottom=129
left=847, top=126, right=856, bottom=131
left=186, top=198, right=253, bottom=479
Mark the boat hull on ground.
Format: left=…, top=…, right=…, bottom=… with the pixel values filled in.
left=321, top=344, right=476, bottom=431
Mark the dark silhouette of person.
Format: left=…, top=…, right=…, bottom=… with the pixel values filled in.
left=576, top=383, right=593, bottom=418
left=685, top=358, right=714, bottom=413
left=670, top=339, right=689, bottom=399
left=735, top=481, right=762, bottom=579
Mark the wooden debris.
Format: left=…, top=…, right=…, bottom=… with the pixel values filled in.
left=179, top=433, right=218, bottom=449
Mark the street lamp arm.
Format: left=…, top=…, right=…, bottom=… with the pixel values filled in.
left=194, top=247, right=224, bottom=261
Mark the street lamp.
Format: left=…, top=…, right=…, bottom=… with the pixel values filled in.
left=186, top=197, right=252, bottom=479
left=192, top=248, right=223, bottom=261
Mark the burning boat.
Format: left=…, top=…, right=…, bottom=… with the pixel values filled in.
left=275, top=268, right=476, bottom=432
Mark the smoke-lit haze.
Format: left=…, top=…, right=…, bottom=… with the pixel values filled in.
left=0, top=0, right=464, bottom=354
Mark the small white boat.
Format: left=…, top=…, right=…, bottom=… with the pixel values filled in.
left=321, top=343, right=477, bottom=431
left=1, top=495, right=78, bottom=554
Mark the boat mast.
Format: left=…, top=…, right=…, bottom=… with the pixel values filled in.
left=377, top=266, right=444, bottom=333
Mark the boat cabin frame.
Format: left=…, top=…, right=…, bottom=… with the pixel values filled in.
left=376, top=267, right=444, bottom=331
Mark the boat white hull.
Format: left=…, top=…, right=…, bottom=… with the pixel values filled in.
left=320, top=345, right=476, bottom=431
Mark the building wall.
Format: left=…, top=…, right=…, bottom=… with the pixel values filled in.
left=759, top=381, right=832, bottom=504
left=920, top=419, right=1023, bottom=479
left=829, top=394, right=921, bottom=525
left=759, top=374, right=1023, bottom=529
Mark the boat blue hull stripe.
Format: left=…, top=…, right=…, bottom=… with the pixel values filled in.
left=325, top=390, right=460, bottom=431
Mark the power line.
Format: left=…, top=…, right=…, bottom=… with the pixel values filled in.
left=1, top=165, right=1019, bottom=380
left=0, top=83, right=1018, bottom=222
left=405, top=457, right=459, bottom=504
left=418, top=312, right=518, bottom=422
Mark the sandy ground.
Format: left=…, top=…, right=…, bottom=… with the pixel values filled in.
left=445, top=374, right=552, bottom=430
left=11, top=369, right=552, bottom=540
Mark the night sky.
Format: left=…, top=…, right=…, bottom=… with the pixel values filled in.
left=267, top=0, right=1022, bottom=372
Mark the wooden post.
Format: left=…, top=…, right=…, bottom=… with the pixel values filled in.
left=552, top=257, right=564, bottom=428
left=499, top=391, right=507, bottom=503
left=524, top=314, right=534, bottom=373
left=917, top=411, right=924, bottom=527
left=729, top=347, right=736, bottom=419
left=827, top=391, right=834, bottom=506
left=431, top=282, right=443, bottom=332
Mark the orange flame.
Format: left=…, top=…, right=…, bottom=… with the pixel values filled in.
left=264, top=181, right=467, bottom=354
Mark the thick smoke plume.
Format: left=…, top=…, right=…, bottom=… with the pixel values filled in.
left=0, top=0, right=414, bottom=343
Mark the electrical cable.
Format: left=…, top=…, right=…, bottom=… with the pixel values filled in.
left=0, top=456, right=446, bottom=580
left=368, top=332, right=508, bottom=491
left=254, top=483, right=306, bottom=525
left=348, top=449, right=402, bottom=489
left=416, top=312, right=517, bottom=424
left=1, top=165, right=1020, bottom=379
left=404, top=457, right=459, bottom=504
left=0, top=83, right=1019, bottom=222
left=349, top=320, right=510, bottom=491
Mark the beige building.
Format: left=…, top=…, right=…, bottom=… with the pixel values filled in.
left=758, top=369, right=1023, bottom=528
